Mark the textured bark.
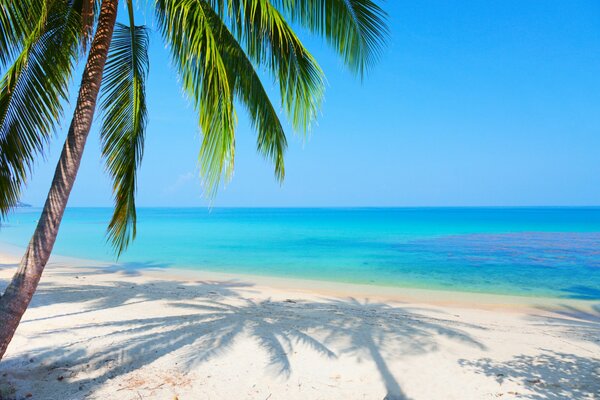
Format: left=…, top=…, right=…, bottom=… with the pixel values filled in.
left=0, top=0, right=119, bottom=360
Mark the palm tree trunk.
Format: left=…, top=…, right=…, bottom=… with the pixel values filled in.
left=0, top=0, right=119, bottom=361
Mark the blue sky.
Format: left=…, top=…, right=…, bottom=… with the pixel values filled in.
left=21, top=0, right=600, bottom=207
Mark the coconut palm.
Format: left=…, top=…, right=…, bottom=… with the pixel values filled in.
left=0, top=0, right=388, bottom=359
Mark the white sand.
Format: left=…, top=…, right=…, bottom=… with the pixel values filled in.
left=0, top=249, right=599, bottom=400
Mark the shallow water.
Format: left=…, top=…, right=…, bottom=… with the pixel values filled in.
left=2, top=207, right=600, bottom=299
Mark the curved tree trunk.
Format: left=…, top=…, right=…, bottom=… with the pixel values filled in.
left=0, top=0, right=119, bottom=361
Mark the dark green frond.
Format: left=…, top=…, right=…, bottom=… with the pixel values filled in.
left=100, top=22, right=149, bottom=255
left=0, top=1, right=81, bottom=217
left=0, top=0, right=48, bottom=67
left=155, top=0, right=236, bottom=197
left=272, top=0, right=389, bottom=76
left=202, top=3, right=287, bottom=181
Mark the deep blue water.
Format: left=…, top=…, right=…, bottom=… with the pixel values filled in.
left=1, top=207, right=600, bottom=299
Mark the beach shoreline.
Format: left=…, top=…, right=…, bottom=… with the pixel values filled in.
left=1, top=245, right=599, bottom=399
left=0, top=242, right=594, bottom=313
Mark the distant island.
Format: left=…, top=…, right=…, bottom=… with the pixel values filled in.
left=16, top=201, right=31, bottom=208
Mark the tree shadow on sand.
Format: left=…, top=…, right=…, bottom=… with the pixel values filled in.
left=0, top=263, right=18, bottom=288
left=0, top=262, right=18, bottom=272
left=15, top=261, right=254, bottom=325
left=2, top=278, right=486, bottom=400
left=460, top=303, right=600, bottom=399
left=460, top=350, right=600, bottom=399
left=319, top=298, right=485, bottom=400
left=21, top=278, right=255, bottom=324
left=529, top=303, right=600, bottom=348
left=50, top=261, right=174, bottom=277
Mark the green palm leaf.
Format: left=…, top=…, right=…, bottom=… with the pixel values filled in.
left=0, top=1, right=81, bottom=216
left=0, top=0, right=49, bottom=67
left=155, top=0, right=237, bottom=197
left=272, top=0, right=389, bottom=76
left=219, top=0, right=326, bottom=132
left=100, top=21, right=149, bottom=255
left=155, top=0, right=325, bottom=195
left=202, top=2, right=287, bottom=181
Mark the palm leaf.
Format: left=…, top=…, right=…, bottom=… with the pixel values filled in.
left=218, top=0, right=325, bottom=132
left=271, top=0, right=389, bottom=76
left=202, top=2, right=287, bottom=181
left=100, top=21, right=149, bottom=255
left=155, top=0, right=237, bottom=197
left=155, top=0, right=387, bottom=197
left=156, top=0, right=324, bottom=194
left=0, top=0, right=49, bottom=67
left=0, top=1, right=81, bottom=217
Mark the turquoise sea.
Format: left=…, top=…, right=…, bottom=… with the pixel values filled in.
left=1, top=207, right=600, bottom=299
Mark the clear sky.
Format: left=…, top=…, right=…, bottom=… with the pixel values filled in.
left=20, top=0, right=600, bottom=207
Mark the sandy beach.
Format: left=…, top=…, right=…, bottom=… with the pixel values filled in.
left=1, top=0, right=598, bottom=398
left=1, top=249, right=599, bottom=400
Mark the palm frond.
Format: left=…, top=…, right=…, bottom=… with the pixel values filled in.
left=220, top=0, right=325, bottom=132
left=0, top=1, right=81, bottom=217
left=0, top=0, right=49, bottom=67
left=156, top=0, right=324, bottom=194
left=202, top=3, right=287, bottom=181
left=155, top=0, right=237, bottom=197
left=271, top=0, right=389, bottom=77
left=155, top=0, right=387, bottom=197
left=100, top=22, right=149, bottom=255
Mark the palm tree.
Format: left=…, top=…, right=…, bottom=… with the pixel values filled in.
left=0, top=0, right=388, bottom=359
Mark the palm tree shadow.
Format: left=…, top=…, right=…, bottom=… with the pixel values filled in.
left=52, top=261, right=174, bottom=277
left=23, top=278, right=255, bottom=324
left=315, top=298, right=485, bottom=400
left=7, top=281, right=486, bottom=400
left=0, top=262, right=18, bottom=271
left=0, top=263, right=19, bottom=289
left=459, top=350, right=600, bottom=399
left=529, top=303, right=600, bottom=347
left=460, top=304, right=600, bottom=399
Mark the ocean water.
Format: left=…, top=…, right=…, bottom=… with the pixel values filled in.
left=1, top=207, right=600, bottom=299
